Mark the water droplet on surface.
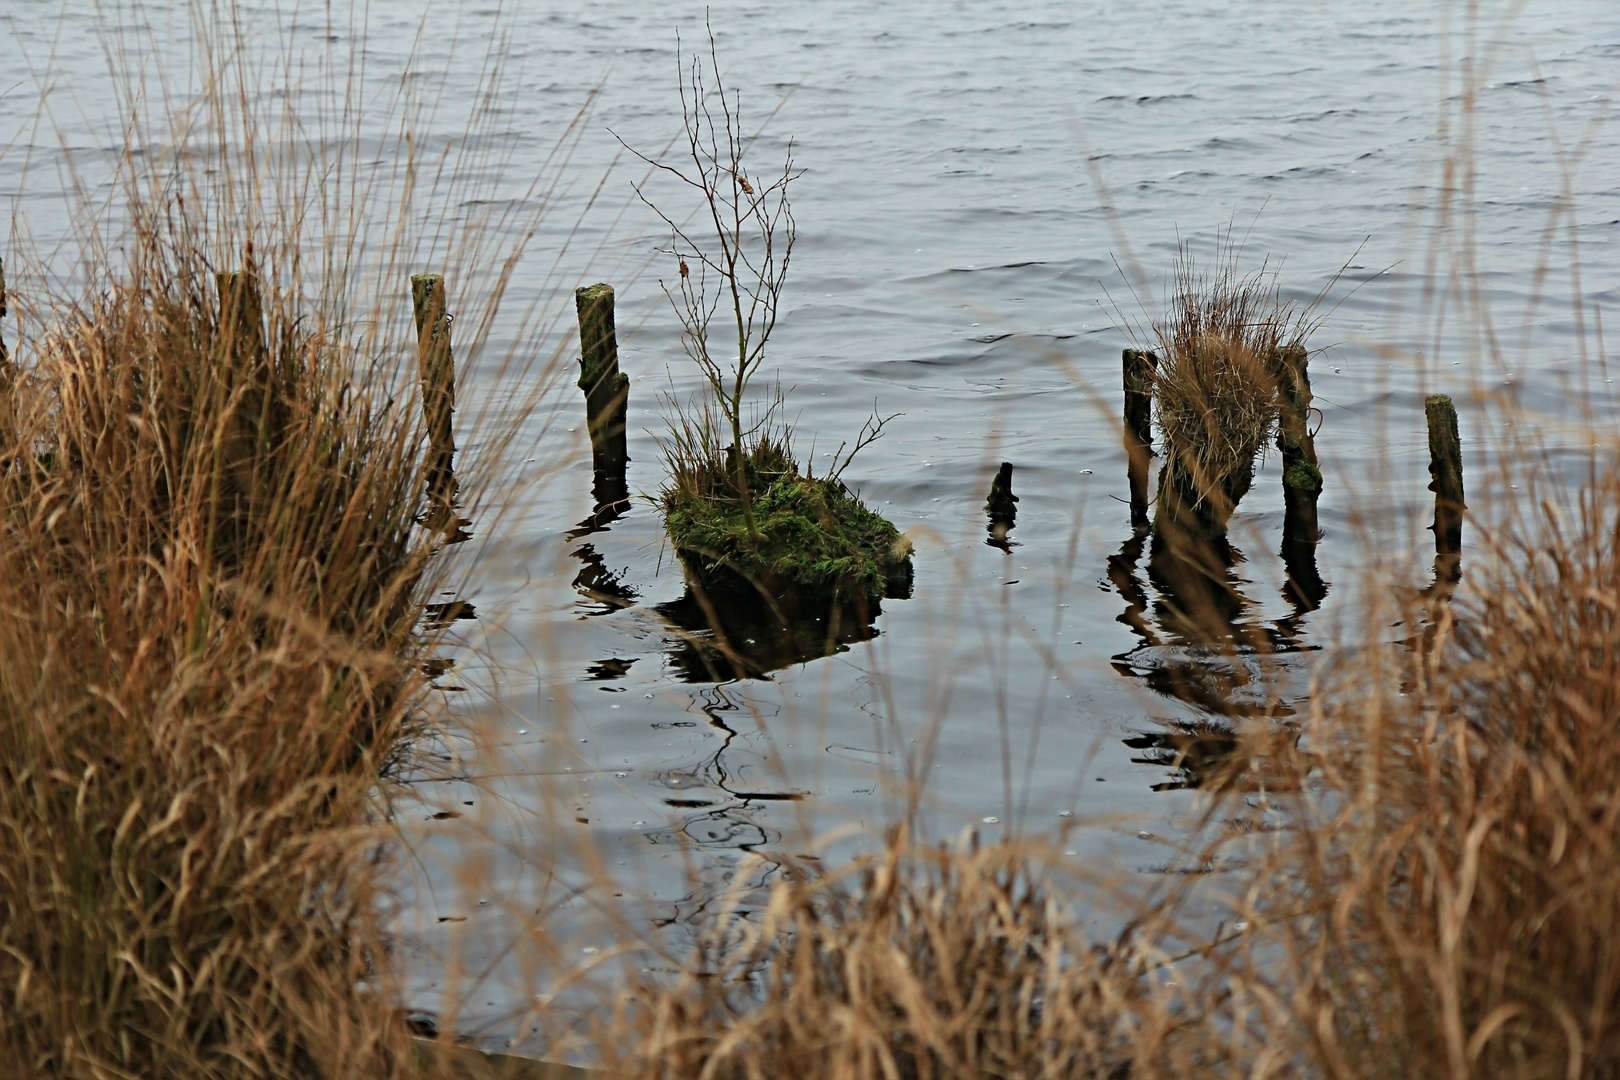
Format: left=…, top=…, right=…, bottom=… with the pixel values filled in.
left=1138, top=831, right=1154, bottom=840
left=982, top=816, right=999, bottom=824
left=1058, top=810, right=1073, bottom=818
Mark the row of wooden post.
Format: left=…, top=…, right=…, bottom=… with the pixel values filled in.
left=6, top=256, right=1464, bottom=563
left=1119, top=351, right=1464, bottom=562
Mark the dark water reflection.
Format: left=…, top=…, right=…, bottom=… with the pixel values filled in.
left=1108, top=523, right=1322, bottom=790
left=655, top=585, right=887, bottom=683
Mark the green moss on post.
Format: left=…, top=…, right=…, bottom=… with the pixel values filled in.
left=1426, top=394, right=1464, bottom=559
left=574, top=283, right=630, bottom=508
left=1123, top=349, right=1156, bottom=533
left=411, top=273, right=458, bottom=520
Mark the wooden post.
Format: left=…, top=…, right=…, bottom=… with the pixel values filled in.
left=0, top=257, right=11, bottom=453
left=0, top=256, right=8, bottom=369
left=1123, top=349, right=1156, bottom=533
left=1276, top=345, right=1322, bottom=547
left=216, top=270, right=273, bottom=457
left=575, top=283, right=630, bottom=509
left=984, top=461, right=1017, bottom=549
left=411, top=273, right=458, bottom=517
left=1426, top=394, right=1464, bottom=565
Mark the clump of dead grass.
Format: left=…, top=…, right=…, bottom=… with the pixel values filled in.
left=0, top=220, right=441, bottom=1079
left=0, top=8, right=560, bottom=1077
left=1225, top=477, right=1620, bottom=1079
left=597, top=829, right=1223, bottom=1080
left=1151, top=239, right=1315, bottom=538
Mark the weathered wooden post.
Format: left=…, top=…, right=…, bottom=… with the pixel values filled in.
left=1123, top=348, right=1156, bottom=533
left=411, top=273, right=458, bottom=519
left=1276, top=345, right=1322, bottom=546
left=0, top=256, right=8, bottom=368
left=0, top=257, right=12, bottom=452
left=575, top=283, right=630, bottom=510
left=216, top=269, right=273, bottom=456
left=985, top=461, right=1017, bottom=549
left=1426, top=394, right=1464, bottom=569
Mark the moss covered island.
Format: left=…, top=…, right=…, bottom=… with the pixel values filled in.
left=663, top=437, right=913, bottom=607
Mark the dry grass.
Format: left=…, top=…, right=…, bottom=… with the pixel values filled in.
left=595, top=829, right=1222, bottom=1080
left=0, top=8, right=562, bottom=1077
left=1150, top=237, right=1316, bottom=538
left=1218, top=478, right=1620, bottom=1080
left=0, top=222, right=436, bottom=1078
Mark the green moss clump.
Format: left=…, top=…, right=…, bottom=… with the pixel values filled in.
left=1283, top=459, right=1323, bottom=495
left=662, top=438, right=912, bottom=604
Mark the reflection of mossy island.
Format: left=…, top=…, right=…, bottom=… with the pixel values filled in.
left=662, top=439, right=912, bottom=607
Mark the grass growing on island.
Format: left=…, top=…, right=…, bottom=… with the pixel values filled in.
left=631, top=31, right=911, bottom=611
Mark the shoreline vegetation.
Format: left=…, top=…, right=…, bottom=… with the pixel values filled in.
left=3, top=8, right=1617, bottom=1080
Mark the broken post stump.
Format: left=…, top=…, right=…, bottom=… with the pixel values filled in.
left=1123, top=348, right=1156, bottom=533
left=1276, top=344, right=1322, bottom=547
left=411, top=273, right=458, bottom=518
left=985, top=461, right=1017, bottom=549
left=1426, top=394, right=1464, bottom=563
left=575, top=283, right=630, bottom=509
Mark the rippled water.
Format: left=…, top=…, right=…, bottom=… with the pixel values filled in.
left=5, top=0, right=1618, bottom=1049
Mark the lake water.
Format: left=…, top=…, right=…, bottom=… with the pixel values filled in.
left=4, top=0, right=1618, bottom=1051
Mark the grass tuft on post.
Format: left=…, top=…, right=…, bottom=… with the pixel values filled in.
left=1150, top=236, right=1321, bottom=540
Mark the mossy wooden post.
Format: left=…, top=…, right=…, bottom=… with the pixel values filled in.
left=411, top=273, right=458, bottom=520
left=985, top=461, right=1017, bottom=548
left=1123, top=349, right=1157, bottom=533
left=1276, top=344, right=1322, bottom=546
left=1426, top=394, right=1464, bottom=562
left=575, top=283, right=630, bottom=509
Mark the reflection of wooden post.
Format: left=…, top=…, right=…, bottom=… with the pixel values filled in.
left=411, top=274, right=457, bottom=517
left=1426, top=394, right=1464, bottom=563
left=1276, top=345, right=1321, bottom=546
left=575, top=283, right=629, bottom=508
left=1123, top=349, right=1156, bottom=533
